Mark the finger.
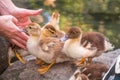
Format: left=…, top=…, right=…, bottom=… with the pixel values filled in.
left=20, top=32, right=29, bottom=41
left=15, top=36, right=26, bottom=45
left=15, top=31, right=29, bottom=42
left=16, top=17, right=31, bottom=27
left=9, top=22, right=29, bottom=41
left=24, top=9, right=43, bottom=16
left=11, top=39, right=26, bottom=50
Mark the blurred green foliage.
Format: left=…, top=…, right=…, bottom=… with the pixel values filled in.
left=14, top=0, right=120, bottom=49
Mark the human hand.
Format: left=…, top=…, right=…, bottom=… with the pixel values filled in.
left=9, top=8, right=42, bottom=27
left=2, top=7, right=42, bottom=27
left=0, top=0, right=42, bottom=27
left=0, top=15, right=28, bottom=50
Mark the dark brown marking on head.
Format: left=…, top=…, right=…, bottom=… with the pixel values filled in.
left=67, top=27, right=82, bottom=39
left=44, top=25, right=56, bottom=33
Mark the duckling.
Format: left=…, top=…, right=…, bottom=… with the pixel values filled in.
left=26, top=22, right=41, bottom=61
left=69, top=63, right=108, bottom=80
left=61, top=27, right=114, bottom=65
left=39, top=24, right=72, bottom=74
left=42, top=11, right=64, bottom=38
left=26, top=22, right=69, bottom=74
left=80, top=63, right=108, bottom=80
left=61, top=27, right=97, bottom=65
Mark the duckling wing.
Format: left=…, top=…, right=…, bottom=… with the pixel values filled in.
left=39, top=37, right=64, bottom=53
left=81, top=32, right=105, bottom=51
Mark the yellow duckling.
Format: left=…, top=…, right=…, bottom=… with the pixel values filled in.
left=26, top=22, right=69, bottom=74
left=61, top=27, right=97, bottom=65
left=26, top=22, right=41, bottom=62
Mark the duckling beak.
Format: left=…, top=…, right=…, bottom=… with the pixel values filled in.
left=21, top=28, right=29, bottom=36
left=60, top=34, right=69, bottom=42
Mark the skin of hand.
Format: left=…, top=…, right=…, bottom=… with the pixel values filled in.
left=0, top=15, right=28, bottom=50
left=0, top=0, right=43, bottom=27
left=0, top=0, right=42, bottom=49
left=2, top=7, right=43, bottom=27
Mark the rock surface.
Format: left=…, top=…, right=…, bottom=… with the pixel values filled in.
left=0, top=37, right=10, bottom=75
left=0, top=61, right=76, bottom=80
left=0, top=49, right=120, bottom=80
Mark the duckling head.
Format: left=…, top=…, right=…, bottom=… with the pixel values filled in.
left=25, top=22, right=41, bottom=37
left=41, top=24, right=57, bottom=38
left=61, top=27, right=82, bottom=41
left=75, top=73, right=89, bottom=80
left=69, top=71, right=89, bottom=80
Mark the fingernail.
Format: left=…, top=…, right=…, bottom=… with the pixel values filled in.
left=38, top=9, right=43, bottom=14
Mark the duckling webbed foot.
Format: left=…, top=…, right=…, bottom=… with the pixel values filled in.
left=38, top=61, right=55, bottom=74
left=14, top=50, right=26, bottom=64
left=75, top=58, right=86, bottom=66
left=36, top=58, right=46, bottom=65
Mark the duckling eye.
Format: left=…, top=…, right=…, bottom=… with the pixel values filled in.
left=48, top=28, right=55, bottom=34
left=29, top=26, right=32, bottom=29
left=50, top=30, right=55, bottom=34
left=72, top=31, right=77, bottom=34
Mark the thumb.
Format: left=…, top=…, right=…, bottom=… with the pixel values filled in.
left=24, top=9, right=43, bottom=16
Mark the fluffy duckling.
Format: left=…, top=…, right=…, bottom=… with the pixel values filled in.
left=80, top=63, right=108, bottom=80
left=61, top=27, right=97, bottom=65
left=39, top=24, right=71, bottom=74
left=61, top=27, right=114, bottom=65
left=70, top=63, right=108, bottom=80
left=42, top=11, right=64, bottom=38
left=26, top=22, right=69, bottom=74
left=26, top=22, right=41, bottom=60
